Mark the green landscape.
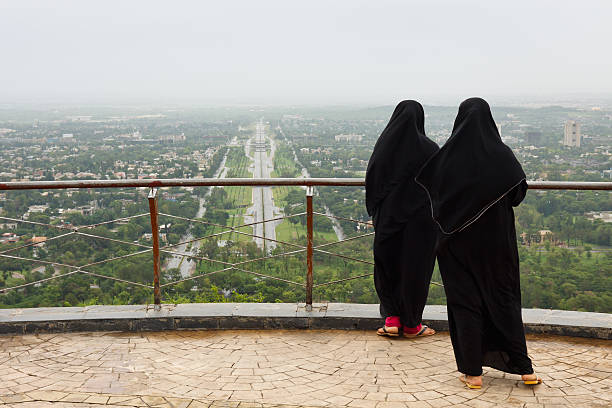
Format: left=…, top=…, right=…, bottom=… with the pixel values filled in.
left=0, top=105, right=610, bottom=313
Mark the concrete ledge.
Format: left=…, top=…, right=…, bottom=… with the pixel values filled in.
left=0, top=303, right=610, bottom=339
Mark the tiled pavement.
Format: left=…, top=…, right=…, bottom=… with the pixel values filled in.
left=0, top=330, right=610, bottom=408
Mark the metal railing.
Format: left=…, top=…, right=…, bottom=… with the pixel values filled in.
left=1, top=178, right=611, bottom=309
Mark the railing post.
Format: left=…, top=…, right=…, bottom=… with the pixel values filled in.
left=148, top=188, right=161, bottom=308
left=306, top=186, right=314, bottom=309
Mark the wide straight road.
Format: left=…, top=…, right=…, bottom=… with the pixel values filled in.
left=248, top=119, right=278, bottom=252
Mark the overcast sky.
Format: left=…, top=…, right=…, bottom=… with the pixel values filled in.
left=1, top=0, right=612, bottom=106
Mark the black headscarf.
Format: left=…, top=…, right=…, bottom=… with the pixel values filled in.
left=365, top=100, right=439, bottom=218
left=415, top=97, right=526, bottom=235
left=366, top=100, right=439, bottom=218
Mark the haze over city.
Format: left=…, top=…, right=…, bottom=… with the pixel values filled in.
left=1, top=0, right=612, bottom=106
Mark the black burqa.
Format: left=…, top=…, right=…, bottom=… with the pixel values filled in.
left=365, top=100, right=439, bottom=327
left=416, top=97, right=533, bottom=376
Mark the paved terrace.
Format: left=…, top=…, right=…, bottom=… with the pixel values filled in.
left=0, top=330, right=610, bottom=408
left=1, top=304, right=611, bottom=408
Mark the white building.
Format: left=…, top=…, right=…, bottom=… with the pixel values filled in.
left=563, top=121, right=581, bottom=147
left=335, top=134, right=363, bottom=142
left=28, top=204, right=49, bottom=213
left=62, top=133, right=75, bottom=143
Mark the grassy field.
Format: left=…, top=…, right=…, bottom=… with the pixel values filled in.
left=212, top=146, right=253, bottom=243
left=271, top=143, right=340, bottom=245
left=272, top=185, right=339, bottom=245
left=272, top=144, right=300, bottom=178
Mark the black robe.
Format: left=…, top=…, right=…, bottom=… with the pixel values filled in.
left=366, top=100, right=439, bottom=327
left=416, top=98, right=533, bottom=376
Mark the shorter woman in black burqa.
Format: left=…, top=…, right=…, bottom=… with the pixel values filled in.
left=416, top=98, right=541, bottom=388
left=365, top=100, right=439, bottom=337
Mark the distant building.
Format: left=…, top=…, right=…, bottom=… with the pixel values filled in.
left=26, top=204, right=49, bottom=217
left=282, top=114, right=303, bottom=120
left=538, top=230, right=554, bottom=242
left=335, top=134, right=363, bottom=142
left=585, top=211, right=612, bottom=223
left=78, top=205, right=95, bottom=216
left=520, top=230, right=556, bottom=246
left=159, top=133, right=186, bottom=143
left=61, top=133, right=76, bottom=143
left=0, top=232, right=19, bottom=244
left=525, top=130, right=542, bottom=144
left=563, top=121, right=581, bottom=147
left=29, top=235, right=47, bottom=245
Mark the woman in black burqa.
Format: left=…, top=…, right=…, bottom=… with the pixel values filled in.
left=415, top=98, right=541, bottom=388
left=365, top=100, right=439, bottom=337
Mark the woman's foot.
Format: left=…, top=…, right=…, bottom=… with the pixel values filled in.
left=403, top=324, right=435, bottom=337
left=377, top=326, right=401, bottom=337
left=459, top=374, right=482, bottom=389
left=522, top=373, right=543, bottom=385
left=377, top=316, right=402, bottom=337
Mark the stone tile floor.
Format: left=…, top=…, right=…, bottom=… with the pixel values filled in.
left=0, top=330, right=609, bottom=407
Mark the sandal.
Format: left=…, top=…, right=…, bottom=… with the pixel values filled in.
left=377, top=325, right=402, bottom=337
left=403, top=324, right=435, bottom=338
left=522, top=374, right=543, bottom=385
left=459, top=374, right=482, bottom=389
left=377, top=316, right=402, bottom=337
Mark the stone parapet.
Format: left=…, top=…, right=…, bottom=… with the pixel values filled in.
left=0, top=303, right=610, bottom=339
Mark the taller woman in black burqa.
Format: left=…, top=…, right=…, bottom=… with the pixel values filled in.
left=416, top=98, right=541, bottom=388
left=365, top=100, right=439, bottom=337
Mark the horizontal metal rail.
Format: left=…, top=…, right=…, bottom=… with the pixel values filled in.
left=1, top=178, right=611, bottom=191
left=0, top=178, right=610, bottom=307
left=0, top=178, right=365, bottom=190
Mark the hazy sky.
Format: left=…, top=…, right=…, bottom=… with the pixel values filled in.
left=1, top=0, right=612, bottom=106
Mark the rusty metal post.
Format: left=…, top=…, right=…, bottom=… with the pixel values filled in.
left=305, top=186, right=314, bottom=309
left=148, top=188, right=161, bottom=307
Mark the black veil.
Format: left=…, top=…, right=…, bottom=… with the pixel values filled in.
left=365, top=100, right=439, bottom=219
left=415, top=98, right=526, bottom=234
